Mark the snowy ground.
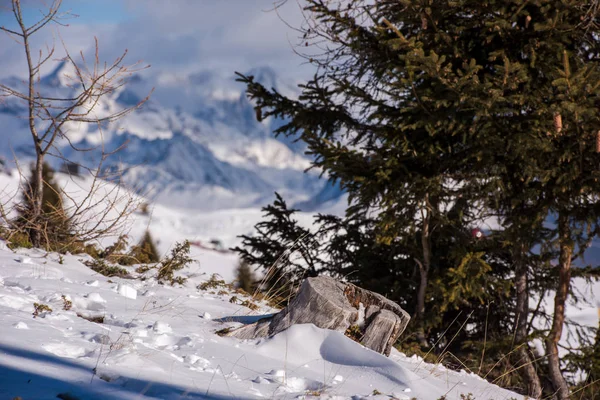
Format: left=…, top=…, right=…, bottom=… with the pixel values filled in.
left=0, top=243, right=524, bottom=400
left=2, top=170, right=598, bottom=399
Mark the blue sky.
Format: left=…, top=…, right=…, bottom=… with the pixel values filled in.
left=59, top=0, right=131, bottom=23
left=0, top=0, right=310, bottom=81
left=0, top=0, right=130, bottom=25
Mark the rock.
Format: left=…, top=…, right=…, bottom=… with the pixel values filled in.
left=268, top=276, right=359, bottom=336
left=365, top=305, right=381, bottom=322
left=224, top=276, right=410, bottom=356
left=222, top=317, right=270, bottom=340
left=361, top=309, right=405, bottom=356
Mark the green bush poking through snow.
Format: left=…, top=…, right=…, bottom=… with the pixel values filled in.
left=156, top=240, right=193, bottom=285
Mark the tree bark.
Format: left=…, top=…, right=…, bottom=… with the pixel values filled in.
left=544, top=212, right=572, bottom=400
left=415, top=199, right=431, bottom=348
left=17, top=0, right=44, bottom=248
left=513, top=243, right=543, bottom=399
left=30, top=153, right=45, bottom=247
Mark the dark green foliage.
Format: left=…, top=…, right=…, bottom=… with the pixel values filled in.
left=231, top=193, right=321, bottom=300
left=590, top=326, right=600, bottom=384
left=315, top=212, right=416, bottom=311
left=563, top=317, right=600, bottom=400
left=84, top=258, right=130, bottom=278
left=234, top=1, right=600, bottom=397
left=317, top=206, right=517, bottom=371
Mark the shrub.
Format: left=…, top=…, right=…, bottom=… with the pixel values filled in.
left=235, top=260, right=257, bottom=294
left=82, top=243, right=102, bottom=259
left=129, top=230, right=160, bottom=264
left=13, top=163, right=77, bottom=252
left=103, top=235, right=129, bottom=264
left=215, top=327, right=232, bottom=336
left=156, top=240, right=193, bottom=285
left=197, top=274, right=228, bottom=291
left=344, top=325, right=364, bottom=343
left=32, top=302, right=52, bottom=318
left=240, top=299, right=259, bottom=311
left=61, top=295, right=72, bottom=311
left=84, top=258, right=130, bottom=278
left=6, top=231, right=33, bottom=250
left=231, top=193, right=321, bottom=300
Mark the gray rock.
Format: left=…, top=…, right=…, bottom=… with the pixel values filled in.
left=365, top=305, right=381, bottom=323
left=361, top=309, right=405, bottom=356
left=223, top=276, right=410, bottom=356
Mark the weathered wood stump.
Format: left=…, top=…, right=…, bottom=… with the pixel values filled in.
left=223, top=276, right=410, bottom=356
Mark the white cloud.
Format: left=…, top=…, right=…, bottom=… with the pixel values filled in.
left=0, top=0, right=312, bottom=82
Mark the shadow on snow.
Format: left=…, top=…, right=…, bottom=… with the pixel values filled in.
left=0, top=342, right=250, bottom=400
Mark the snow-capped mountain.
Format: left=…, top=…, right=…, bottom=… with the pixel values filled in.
left=0, top=62, right=343, bottom=210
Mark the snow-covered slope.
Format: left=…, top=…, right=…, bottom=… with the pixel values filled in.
left=0, top=63, right=342, bottom=211
left=0, top=167, right=597, bottom=399
left=0, top=243, right=524, bottom=400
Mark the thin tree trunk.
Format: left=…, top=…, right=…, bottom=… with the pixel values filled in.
left=16, top=0, right=44, bottom=248
left=30, top=153, right=44, bottom=247
left=415, top=199, right=431, bottom=348
left=545, top=212, right=572, bottom=400
left=513, top=243, right=543, bottom=399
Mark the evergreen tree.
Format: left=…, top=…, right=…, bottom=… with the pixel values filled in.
left=231, top=193, right=321, bottom=302
left=237, top=1, right=600, bottom=397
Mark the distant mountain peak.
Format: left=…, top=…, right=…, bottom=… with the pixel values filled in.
left=0, top=64, right=344, bottom=211
left=40, top=59, right=78, bottom=88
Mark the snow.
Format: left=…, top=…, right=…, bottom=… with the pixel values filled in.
left=117, top=284, right=137, bottom=300
left=530, top=277, right=600, bottom=363
left=0, top=65, right=344, bottom=212
left=0, top=245, right=524, bottom=400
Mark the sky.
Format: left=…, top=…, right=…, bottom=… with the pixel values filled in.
left=0, top=0, right=311, bottom=82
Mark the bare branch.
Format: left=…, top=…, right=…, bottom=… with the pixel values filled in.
left=1, top=0, right=151, bottom=249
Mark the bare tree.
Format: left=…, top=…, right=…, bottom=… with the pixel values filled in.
left=0, top=0, right=151, bottom=249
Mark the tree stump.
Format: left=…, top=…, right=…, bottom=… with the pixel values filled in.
left=223, top=276, right=410, bottom=356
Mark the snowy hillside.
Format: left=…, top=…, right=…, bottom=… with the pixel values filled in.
left=0, top=167, right=523, bottom=399
left=0, top=243, right=525, bottom=400
left=1, top=165, right=600, bottom=399
left=0, top=63, right=342, bottom=211
left=0, top=168, right=341, bottom=257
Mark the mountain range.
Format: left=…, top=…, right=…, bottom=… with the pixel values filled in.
left=0, top=62, right=343, bottom=211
